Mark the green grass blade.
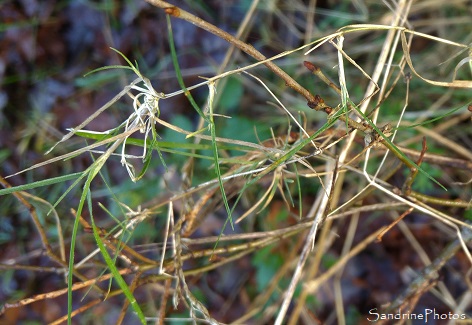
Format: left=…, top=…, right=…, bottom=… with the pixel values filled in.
left=213, top=117, right=339, bottom=250
left=84, top=65, right=135, bottom=77
left=209, top=113, right=234, bottom=229
left=73, top=129, right=252, bottom=153
left=352, top=103, right=447, bottom=190
left=166, top=15, right=232, bottom=227
left=49, top=171, right=89, bottom=216
left=134, top=135, right=164, bottom=181
left=293, top=164, right=302, bottom=219
left=109, top=47, right=143, bottom=78
left=394, top=101, right=471, bottom=130
left=83, top=48, right=143, bottom=81
left=88, top=194, right=146, bottom=324
left=150, top=122, right=168, bottom=172
left=249, top=117, right=338, bottom=185
left=67, top=172, right=92, bottom=325
left=166, top=15, right=208, bottom=121
left=0, top=172, right=82, bottom=196
left=67, top=149, right=116, bottom=324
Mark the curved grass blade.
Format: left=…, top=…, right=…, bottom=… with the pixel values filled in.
left=45, top=78, right=141, bottom=155
left=167, top=15, right=233, bottom=227
left=84, top=47, right=143, bottom=79
left=67, top=140, right=123, bottom=324
left=87, top=194, right=146, bottom=324
left=249, top=117, right=338, bottom=185
left=352, top=103, right=447, bottom=190
left=166, top=15, right=208, bottom=121
left=84, top=65, right=136, bottom=77
left=0, top=172, right=82, bottom=196
left=73, top=129, right=256, bottom=153
left=207, top=82, right=234, bottom=229
left=394, top=101, right=472, bottom=130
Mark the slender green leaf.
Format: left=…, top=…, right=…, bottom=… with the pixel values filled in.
left=394, top=101, right=471, bottom=130
left=0, top=172, right=82, bottom=196
left=150, top=122, right=168, bottom=172
left=84, top=65, right=135, bottom=77
left=88, top=194, right=146, bottom=324
left=209, top=117, right=234, bottom=229
left=293, top=164, right=302, bottom=219
left=249, top=117, right=338, bottom=185
left=166, top=15, right=208, bottom=121
left=352, top=104, right=446, bottom=190
left=67, top=153, right=111, bottom=325
left=50, top=171, right=89, bottom=216
left=109, top=48, right=142, bottom=77
left=73, top=129, right=253, bottom=153
left=167, top=15, right=233, bottom=228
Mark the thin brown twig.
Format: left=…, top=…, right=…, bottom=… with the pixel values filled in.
left=376, top=143, right=472, bottom=171
left=0, top=175, right=105, bottom=296
left=303, top=58, right=441, bottom=181
left=155, top=279, right=172, bottom=325
left=79, top=214, right=159, bottom=267
left=304, top=225, right=389, bottom=293
left=233, top=231, right=308, bottom=324
left=402, top=136, right=427, bottom=195
left=0, top=175, right=58, bottom=261
left=116, top=271, right=143, bottom=325
left=376, top=207, right=414, bottom=242
left=144, top=0, right=320, bottom=108
left=0, top=267, right=133, bottom=315
left=49, top=298, right=104, bottom=325
left=407, top=191, right=472, bottom=208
